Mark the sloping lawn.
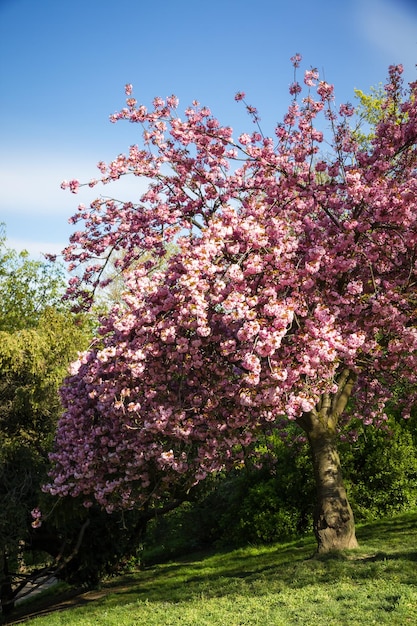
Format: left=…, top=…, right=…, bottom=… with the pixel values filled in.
left=8, top=511, right=417, bottom=625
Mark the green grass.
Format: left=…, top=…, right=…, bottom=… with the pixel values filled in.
left=11, top=511, right=417, bottom=625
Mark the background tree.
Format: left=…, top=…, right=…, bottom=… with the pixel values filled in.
left=352, top=82, right=410, bottom=149
left=0, top=226, right=66, bottom=333
left=46, top=59, right=417, bottom=553
left=0, top=230, right=92, bottom=615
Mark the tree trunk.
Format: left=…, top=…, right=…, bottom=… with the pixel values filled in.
left=306, top=424, right=358, bottom=552
left=296, top=368, right=359, bottom=553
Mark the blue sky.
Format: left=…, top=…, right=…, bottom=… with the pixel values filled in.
left=1, top=0, right=416, bottom=259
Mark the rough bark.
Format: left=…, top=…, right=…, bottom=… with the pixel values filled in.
left=306, top=424, right=358, bottom=552
left=297, top=369, right=359, bottom=553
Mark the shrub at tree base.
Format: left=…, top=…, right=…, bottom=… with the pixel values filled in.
left=143, top=443, right=314, bottom=560
left=342, top=417, right=417, bottom=520
left=45, top=57, right=417, bottom=553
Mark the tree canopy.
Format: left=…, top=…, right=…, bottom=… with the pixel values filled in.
left=0, top=226, right=66, bottom=333
left=46, top=59, right=417, bottom=551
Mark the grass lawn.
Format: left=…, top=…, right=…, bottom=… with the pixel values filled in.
left=7, top=511, right=417, bottom=625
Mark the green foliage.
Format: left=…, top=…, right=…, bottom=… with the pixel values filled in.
left=0, top=442, right=45, bottom=562
left=0, top=308, right=91, bottom=448
left=210, top=459, right=313, bottom=547
left=0, top=306, right=92, bottom=574
left=223, top=481, right=302, bottom=544
left=0, top=225, right=66, bottom=333
left=341, top=418, right=417, bottom=520
left=0, top=229, right=93, bottom=607
left=353, top=84, right=386, bottom=145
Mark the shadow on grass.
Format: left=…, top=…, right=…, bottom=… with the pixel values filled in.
left=360, top=550, right=417, bottom=562
left=5, top=543, right=314, bottom=623
left=6, top=511, right=417, bottom=624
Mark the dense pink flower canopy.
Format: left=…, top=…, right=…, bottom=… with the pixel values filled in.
left=46, top=60, right=417, bottom=511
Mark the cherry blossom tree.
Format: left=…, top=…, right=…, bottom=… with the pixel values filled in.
left=46, top=57, right=417, bottom=552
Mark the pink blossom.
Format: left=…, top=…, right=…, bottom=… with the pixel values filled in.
left=289, top=82, right=302, bottom=96
left=241, top=353, right=261, bottom=373
left=339, top=102, right=355, bottom=117
left=31, top=508, right=42, bottom=528
left=68, top=179, right=80, bottom=194
left=239, top=133, right=251, bottom=145
left=290, top=53, right=302, bottom=68
left=317, top=81, right=334, bottom=100
left=304, top=68, right=319, bottom=87
left=346, top=280, right=363, bottom=295
left=166, top=94, right=179, bottom=108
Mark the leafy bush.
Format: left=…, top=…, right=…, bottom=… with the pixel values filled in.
left=221, top=481, right=303, bottom=544
left=341, top=418, right=417, bottom=520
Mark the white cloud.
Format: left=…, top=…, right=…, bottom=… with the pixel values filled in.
left=0, top=157, right=90, bottom=215
left=0, top=153, right=148, bottom=216
left=5, top=237, right=68, bottom=259
left=1, top=151, right=151, bottom=258
left=354, top=0, right=417, bottom=72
